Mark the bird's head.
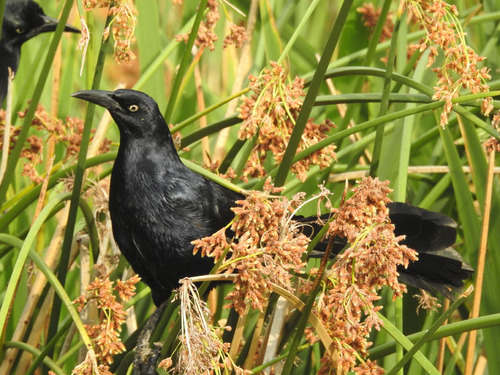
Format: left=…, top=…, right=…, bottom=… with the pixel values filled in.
left=72, top=89, right=171, bottom=140
left=2, top=0, right=79, bottom=47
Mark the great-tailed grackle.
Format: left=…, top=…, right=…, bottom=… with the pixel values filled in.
left=72, top=89, right=473, bottom=306
left=0, top=0, right=80, bottom=104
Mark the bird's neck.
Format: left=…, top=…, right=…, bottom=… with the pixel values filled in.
left=115, top=134, right=184, bottom=177
left=0, top=42, right=20, bottom=71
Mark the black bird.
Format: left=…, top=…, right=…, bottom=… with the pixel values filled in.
left=72, top=89, right=473, bottom=306
left=0, top=0, right=80, bottom=104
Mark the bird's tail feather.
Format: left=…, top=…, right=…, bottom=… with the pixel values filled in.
left=299, top=202, right=473, bottom=299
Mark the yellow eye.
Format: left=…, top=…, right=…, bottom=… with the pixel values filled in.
left=128, top=104, right=139, bottom=112
left=16, top=28, right=25, bottom=34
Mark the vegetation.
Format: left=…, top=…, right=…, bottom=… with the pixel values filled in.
left=1, top=0, right=500, bottom=374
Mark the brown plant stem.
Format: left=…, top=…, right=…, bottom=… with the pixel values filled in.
left=228, top=304, right=249, bottom=360
left=243, top=305, right=267, bottom=369
left=262, top=296, right=290, bottom=374
left=0, top=68, right=13, bottom=184
left=465, top=150, right=495, bottom=375
left=436, top=298, right=450, bottom=372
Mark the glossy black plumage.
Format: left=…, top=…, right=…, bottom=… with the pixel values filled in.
left=0, top=0, right=80, bottom=103
left=72, top=89, right=243, bottom=306
left=72, top=89, right=473, bottom=306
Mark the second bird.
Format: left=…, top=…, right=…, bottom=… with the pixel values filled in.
left=0, top=0, right=80, bottom=104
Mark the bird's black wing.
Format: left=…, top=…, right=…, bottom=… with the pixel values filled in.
left=387, top=203, right=473, bottom=298
left=110, top=164, right=243, bottom=305
left=388, top=202, right=457, bottom=252
left=398, top=247, right=474, bottom=298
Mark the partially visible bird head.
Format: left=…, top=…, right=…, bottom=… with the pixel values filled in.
left=72, top=89, right=170, bottom=139
left=2, top=0, right=79, bottom=47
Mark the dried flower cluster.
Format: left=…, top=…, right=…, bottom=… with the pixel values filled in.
left=193, top=177, right=418, bottom=373
left=238, top=62, right=336, bottom=181
left=175, top=0, right=246, bottom=51
left=88, top=178, right=113, bottom=236
left=0, top=106, right=110, bottom=183
left=82, top=0, right=137, bottom=63
left=163, top=279, right=250, bottom=374
left=414, top=289, right=442, bottom=314
left=310, top=177, right=417, bottom=373
left=406, top=0, right=492, bottom=126
left=20, top=135, right=43, bottom=183
left=193, top=178, right=309, bottom=315
left=72, top=274, right=140, bottom=375
left=357, top=3, right=394, bottom=42
left=203, top=158, right=238, bottom=181
left=484, top=111, right=500, bottom=152
left=223, top=23, right=247, bottom=48
left=0, top=110, right=18, bottom=147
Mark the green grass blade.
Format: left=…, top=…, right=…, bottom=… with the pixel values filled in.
left=274, top=0, right=354, bottom=187
left=135, top=0, right=167, bottom=109
left=164, top=0, right=208, bottom=122
left=370, top=11, right=402, bottom=177
left=277, top=0, right=321, bottom=65
left=384, top=289, right=471, bottom=375
left=379, top=314, right=440, bottom=375
left=259, top=0, right=283, bottom=62
left=438, top=124, right=481, bottom=255
left=4, top=341, right=65, bottom=375
left=0, top=193, right=71, bottom=345
left=45, top=8, right=112, bottom=356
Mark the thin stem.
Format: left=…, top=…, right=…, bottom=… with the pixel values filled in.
left=274, top=0, right=353, bottom=187
left=45, top=6, right=112, bottom=360
left=164, top=0, right=209, bottom=122
left=464, top=150, right=495, bottom=375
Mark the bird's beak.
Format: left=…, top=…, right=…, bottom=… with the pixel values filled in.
left=72, top=90, right=122, bottom=111
left=32, top=14, right=80, bottom=36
